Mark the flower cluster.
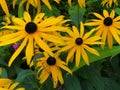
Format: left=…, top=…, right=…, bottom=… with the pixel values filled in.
left=0, top=0, right=120, bottom=89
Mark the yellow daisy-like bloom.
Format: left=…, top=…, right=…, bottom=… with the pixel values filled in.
left=84, top=10, right=120, bottom=48
left=0, top=11, right=69, bottom=67
left=59, top=22, right=103, bottom=66
left=0, top=78, right=25, bottom=90
left=101, top=0, right=118, bottom=7
left=37, top=52, right=72, bottom=88
left=0, top=0, right=10, bottom=16
left=68, top=0, right=85, bottom=7
left=13, top=0, right=53, bottom=13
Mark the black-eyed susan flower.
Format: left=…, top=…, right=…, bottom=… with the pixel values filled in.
left=0, top=0, right=10, bottom=16
left=0, top=11, right=69, bottom=67
left=59, top=22, right=103, bottom=67
left=68, top=0, right=85, bottom=7
left=101, top=0, right=118, bottom=7
left=84, top=10, right=120, bottom=48
left=37, top=52, right=72, bottom=88
left=0, top=78, right=25, bottom=90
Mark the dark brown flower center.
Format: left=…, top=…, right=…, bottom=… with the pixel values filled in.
left=47, top=56, right=56, bottom=65
left=75, top=38, right=83, bottom=45
left=103, top=17, right=113, bottom=26
left=25, top=22, right=37, bottom=34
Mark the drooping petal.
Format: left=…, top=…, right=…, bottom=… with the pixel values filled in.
left=0, top=0, right=10, bottom=16
left=75, top=46, right=81, bottom=67
left=8, top=37, right=28, bottom=67
left=39, top=69, right=50, bottom=83
left=25, top=36, right=33, bottom=65
left=33, top=34, right=53, bottom=56
left=51, top=67, right=58, bottom=88
left=81, top=48, right=89, bottom=65
left=107, top=30, right=113, bottom=48
left=66, top=47, right=76, bottom=64
left=42, top=0, right=52, bottom=10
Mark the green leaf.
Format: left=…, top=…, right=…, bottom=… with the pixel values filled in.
left=18, top=5, right=24, bottom=18
left=15, top=70, right=35, bottom=82
left=0, top=68, right=7, bottom=78
left=64, top=75, right=82, bottom=90
left=68, top=5, right=86, bottom=27
left=72, top=46, right=120, bottom=72
left=114, top=8, right=120, bottom=15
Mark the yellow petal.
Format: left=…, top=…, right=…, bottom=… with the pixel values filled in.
left=34, top=13, right=45, bottom=23
left=51, top=67, right=58, bottom=88
left=25, top=36, right=33, bottom=65
left=103, top=10, right=109, bottom=17
left=66, top=47, right=76, bottom=64
left=110, top=27, right=120, bottom=44
left=42, top=0, right=52, bottom=10
left=41, top=33, right=64, bottom=44
left=0, top=32, right=22, bottom=41
left=55, top=67, right=64, bottom=84
left=72, top=26, right=79, bottom=36
left=83, top=45, right=100, bottom=56
left=81, top=48, right=89, bottom=65
left=93, top=13, right=104, bottom=20
left=0, top=35, right=24, bottom=46
left=68, top=0, right=72, bottom=6
left=40, top=69, right=50, bottom=83
left=107, top=30, right=113, bottom=48
left=9, top=82, right=19, bottom=90
left=33, top=34, right=53, bottom=56
left=13, top=18, right=26, bottom=26
left=58, top=64, right=72, bottom=74
left=8, top=37, right=28, bottom=67
left=23, top=12, right=31, bottom=22
left=110, top=10, right=115, bottom=19
left=75, top=46, right=81, bottom=67
left=0, top=0, right=10, bottom=16
left=80, top=22, right=84, bottom=37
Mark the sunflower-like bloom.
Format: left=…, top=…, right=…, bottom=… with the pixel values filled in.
left=59, top=22, right=103, bottom=66
left=0, top=0, right=10, bottom=16
left=0, top=11, right=69, bottom=67
left=0, top=78, right=25, bottom=90
left=68, top=0, right=85, bottom=7
left=13, top=0, right=53, bottom=13
left=101, top=0, right=118, bottom=7
left=84, top=10, right=120, bottom=48
left=37, top=52, right=72, bottom=88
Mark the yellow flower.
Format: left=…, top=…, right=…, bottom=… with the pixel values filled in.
left=0, top=0, right=10, bottom=16
left=13, top=0, right=53, bottom=13
left=0, top=11, right=69, bottom=67
left=0, top=78, right=25, bottom=90
left=101, top=0, right=118, bottom=7
left=37, top=52, right=72, bottom=88
left=68, top=0, right=85, bottom=7
left=84, top=10, right=120, bottom=48
left=59, top=22, right=103, bottom=67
